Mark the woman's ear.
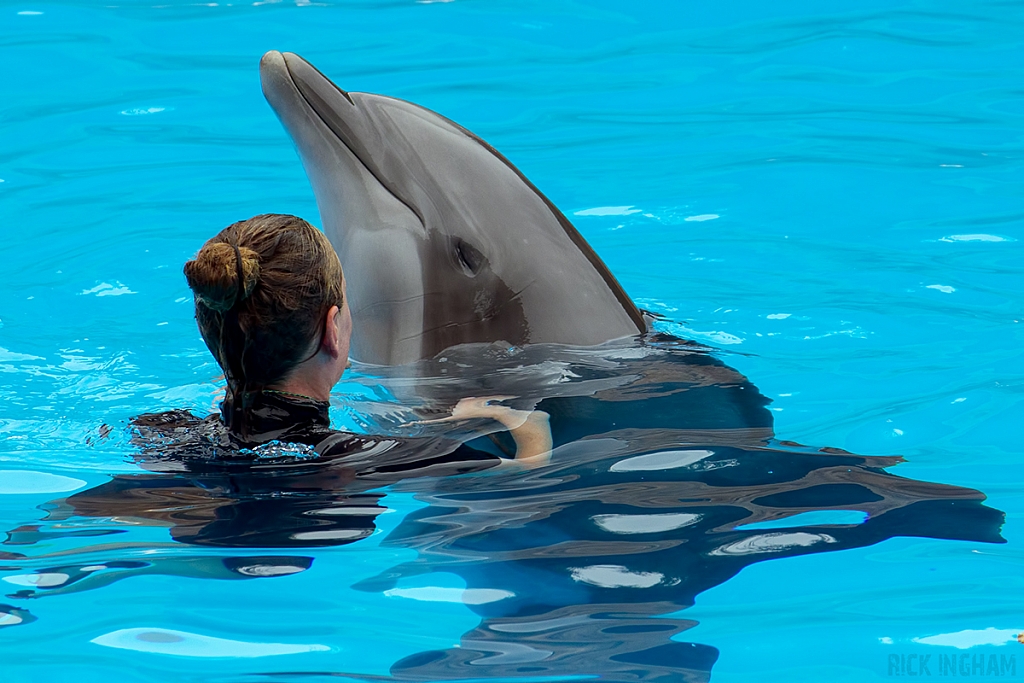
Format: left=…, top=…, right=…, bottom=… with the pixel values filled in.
left=321, top=305, right=341, bottom=358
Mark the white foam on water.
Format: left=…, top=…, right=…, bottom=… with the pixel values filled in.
left=79, top=282, right=136, bottom=297
left=610, top=449, right=714, bottom=472
left=684, top=214, right=719, bottom=222
left=926, top=284, right=956, bottom=293
left=3, top=572, right=71, bottom=588
left=232, top=564, right=308, bottom=577
left=0, top=347, right=44, bottom=362
left=653, top=320, right=744, bottom=345
left=710, top=532, right=837, bottom=556
left=939, top=234, right=1012, bottom=243
left=120, top=107, right=167, bottom=116
left=913, top=628, right=1022, bottom=649
left=90, top=628, right=330, bottom=657
left=384, top=586, right=513, bottom=605
left=699, top=329, right=743, bottom=345
left=0, top=612, right=24, bottom=626
left=569, top=565, right=663, bottom=588
left=291, top=529, right=370, bottom=541
left=593, top=512, right=702, bottom=534
left=574, top=206, right=641, bottom=217
left=0, top=470, right=86, bottom=494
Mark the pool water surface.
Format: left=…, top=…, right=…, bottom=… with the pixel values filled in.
left=2, top=1, right=1023, bottom=682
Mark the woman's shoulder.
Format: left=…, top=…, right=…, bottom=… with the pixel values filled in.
left=126, top=409, right=422, bottom=467
left=129, top=409, right=237, bottom=468
left=131, top=409, right=223, bottom=445
left=128, top=404, right=503, bottom=478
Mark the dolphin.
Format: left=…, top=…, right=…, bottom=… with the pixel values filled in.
left=259, top=50, right=647, bottom=366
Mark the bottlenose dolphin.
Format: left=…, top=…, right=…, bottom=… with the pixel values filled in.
left=259, top=50, right=646, bottom=366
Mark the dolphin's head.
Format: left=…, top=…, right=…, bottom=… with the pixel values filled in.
left=260, top=51, right=644, bottom=366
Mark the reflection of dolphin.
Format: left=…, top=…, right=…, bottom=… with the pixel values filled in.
left=2, top=555, right=312, bottom=600
left=355, top=446, right=995, bottom=683
left=25, top=342, right=1005, bottom=682
left=259, top=50, right=646, bottom=366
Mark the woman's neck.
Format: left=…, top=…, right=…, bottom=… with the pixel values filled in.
left=267, top=375, right=331, bottom=402
left=267, top=356, right=338, bottom=402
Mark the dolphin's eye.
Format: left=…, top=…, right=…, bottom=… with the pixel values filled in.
left=454, top=239, right=485, bottom=275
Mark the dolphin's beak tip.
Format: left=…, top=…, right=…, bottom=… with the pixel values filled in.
left=281, top=51, right=308, bottom=71
left=260, top=50, right=285, bottom=69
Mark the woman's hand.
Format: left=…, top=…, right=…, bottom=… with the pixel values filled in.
left=414, top=396, right=522, bottom=426
left=449, top=396, right=528, bottom=427
left=414, top=396, right=552, bottom=467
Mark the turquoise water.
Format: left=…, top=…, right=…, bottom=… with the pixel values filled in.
left=2, top=1, right=1024, bottom=681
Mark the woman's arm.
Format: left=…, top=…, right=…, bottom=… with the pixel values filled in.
left=418, top=396, right=553, bottom=467
left=449, top=397, right=552, bottom=466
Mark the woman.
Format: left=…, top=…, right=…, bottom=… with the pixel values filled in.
left=166, top=213, right=551, bottom=467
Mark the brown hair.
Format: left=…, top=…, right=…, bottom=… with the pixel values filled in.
left=183, top=214, right=344, bottom=435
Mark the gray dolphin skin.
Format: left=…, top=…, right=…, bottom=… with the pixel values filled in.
left=259, top=50, right=647, bottom=366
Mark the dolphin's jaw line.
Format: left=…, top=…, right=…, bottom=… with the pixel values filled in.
left=263, top=51, right=433, bottom=364
left=263, top=51, right=385, bottom=208
left=276, top=53, right=425, bottom=231
left=390, top=280, right=536, bottom=345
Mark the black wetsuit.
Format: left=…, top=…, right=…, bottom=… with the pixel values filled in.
left=131, top=389, right=503, bottom=477
left=61, top=391, right=507, bottom=548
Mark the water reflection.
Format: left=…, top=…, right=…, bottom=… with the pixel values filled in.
left=2, top=336, right=1005, bottom=681
left=2, top=554, right=312, bottom=599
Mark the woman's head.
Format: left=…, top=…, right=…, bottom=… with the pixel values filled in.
left=183, top=214, right=348, bottom=428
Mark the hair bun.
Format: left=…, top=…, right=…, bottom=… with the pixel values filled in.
left=183, top=241, right=260, bottom=312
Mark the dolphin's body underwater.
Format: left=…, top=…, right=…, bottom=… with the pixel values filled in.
left=260, top=50, right=646, bottom=366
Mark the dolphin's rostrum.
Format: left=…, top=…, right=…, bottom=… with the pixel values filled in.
left=260, top=50, right=646, bottom=366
